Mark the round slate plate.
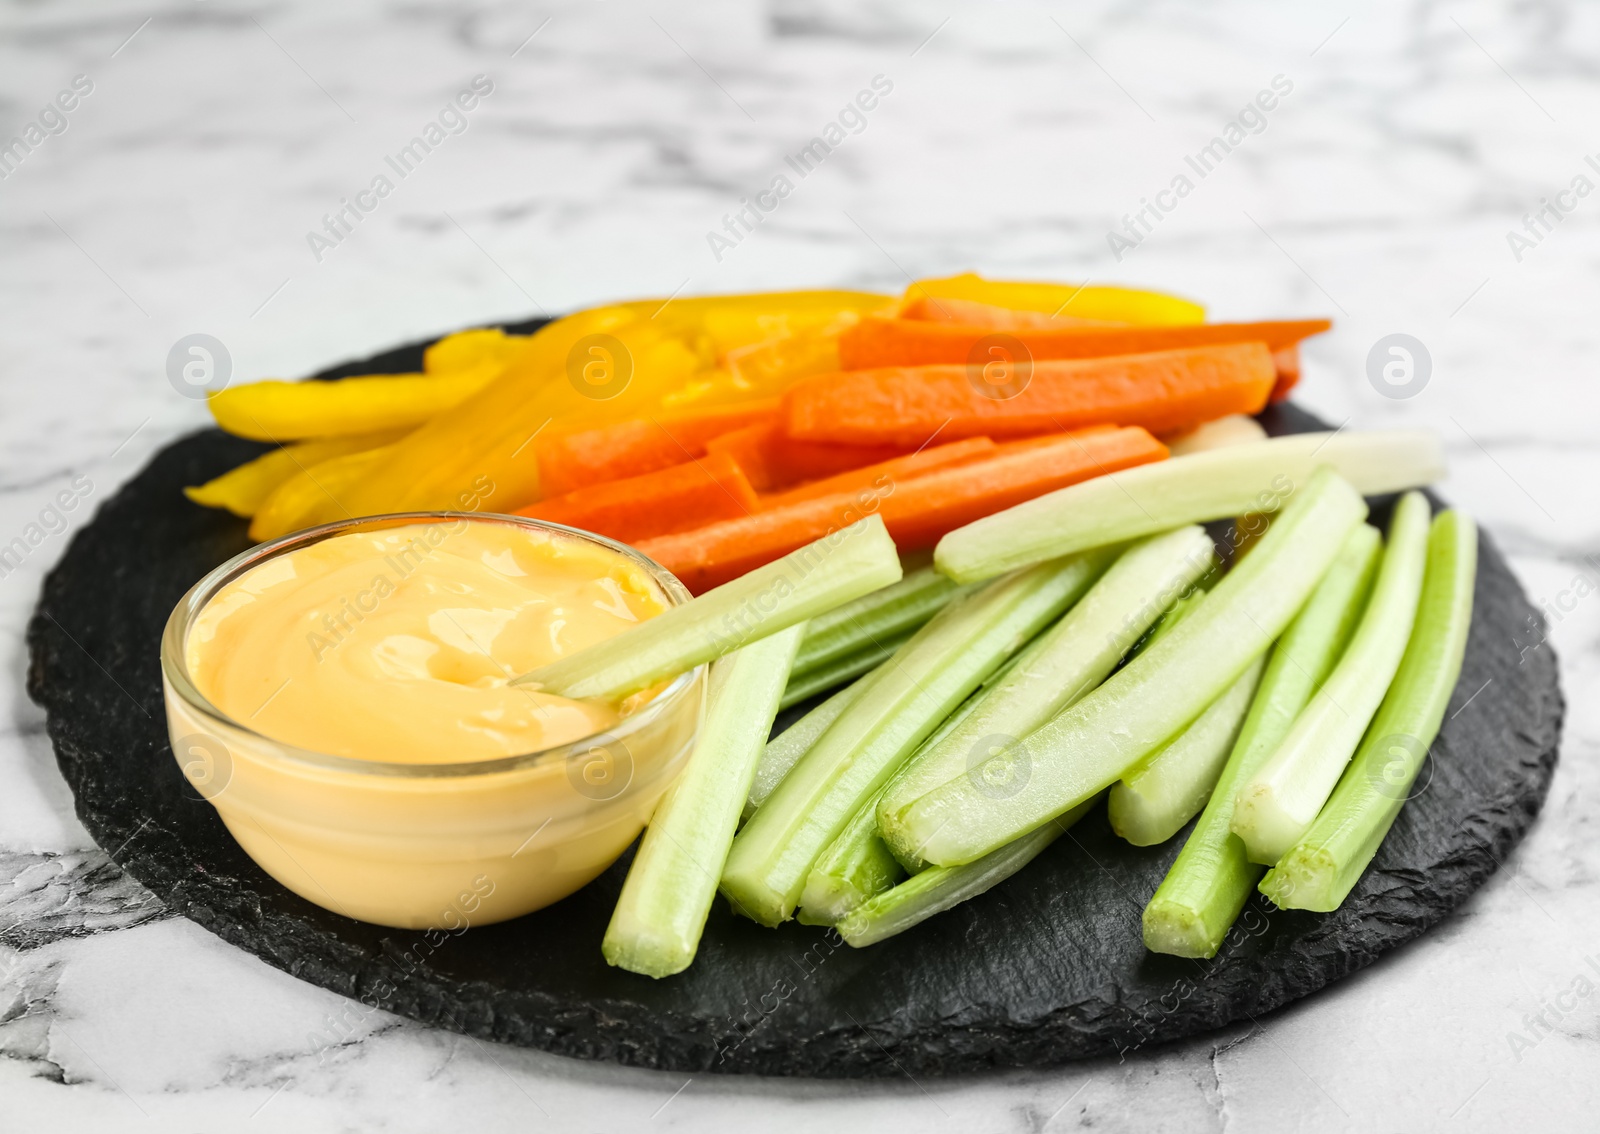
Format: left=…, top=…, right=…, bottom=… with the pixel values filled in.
left=27, top=325, right=1562, bottom=1077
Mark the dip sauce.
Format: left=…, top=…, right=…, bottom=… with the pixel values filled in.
left=187, top=521, right=665, bottom=762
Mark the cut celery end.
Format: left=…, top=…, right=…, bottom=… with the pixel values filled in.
left=791, top=565, right=968, bottom=679
left=839, top=797, right=1097, bottom=947
left=516, top=514, right=902, bottom=700
left=1140, top=522, right=1382, bottom=957
left=601, top=624, right=803, bottom=978
left=1109, top=654, right=1265, bottom=847
left=719, top=553, right=1104, bottom=926
left=935, top=430, right=1442, bottom=584
left=747, top=670, right=878, bottom=821
left=1231, top=492, right=1432, bottom=866
left=892, top=467, right=1368, bottom=869
left=1165, top=414, right=1268, bottom=456
left=878, top=528, right=1210, bottom=842
left=1260, top=509, right=1478, bottom=912
left=797, top=792, right=905, bottom=925
left=779, top=627, right=913, bottom=710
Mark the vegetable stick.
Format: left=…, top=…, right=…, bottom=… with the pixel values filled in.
left=208, top=366, right=500, bottom=441
left=899, top=294, right=1123, bottom=329
left=748, top=673, right=877, bottom=820
left=878, top=529, right=1210, bottom=841
left=778, top=627, right=915, bottom=710
left=1142, top=523, right=1382, bottom=957
left=423, top=327, right=526, bottom=373
left=1259, top=510, right=1477, bottom=911
left=789, top=565, right=969, bottom=682
left=184, top=430, right=404, bottom=518
left=905, top=273, right=1205, bottom=326
left=838, top=797, right=1099, bottom=947
left=1231, top=492, right=1433, bottom=865
left=886, top=467, right=1368, bottom=868
left=1164, top=414, right=1267, bottom=457
left=720, top=553, right=1104, bottom=926
left=1108, top=656, right=1266, bottom=846
left=516, top=451, right=757, bottom=543
left=536, top=400, right=779, bottom=496
left=785, top=343, right=1277, bottom=448
left=796, top=792, right=907, bottom=926
left=760, top=437, right=999, bottom=507
left=638, top=425, right=1168, bottom=593
left=706, top=422, right=907, bottom=492
left=603, top=625, right=804, bottom=977
left=934, top=430, right=1444, bottom=584
left=837, top=315, right=1329, bottom=370
left=249, top=444, right=400, bottom=542
left=512, top=514, right=902, bottom=700
left=1269, top=345, right=1301, bottom=402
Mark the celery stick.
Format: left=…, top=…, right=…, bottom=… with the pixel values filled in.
left=602, top=624, right=804, bottom=977
left=515, top=514, right=902, bottom=699
left=878, top=528, right=1212, bottom=846
left=778, top=626, right=914, bottom=710
left=720, top=553, right=1104, bottom=925
left=1261, top=510, right=1477, bottom=912
left=1142, top=522, right=1381, bottom=957
left=1231, top=492, right=1432, bottom=865
left=797, top=792, right=906, bottom=925
left=838, top=797, right=1099, bottom=947
left=1166, top=414, right=1268, bottom=456
left=1108, top=655, right=1265, bottom=847
left=790, top=565, right=969, bottom=680
left=747, top=672, right=876, bottom=821
left=935, top=431, right=1442, bottom=583
left=889, top=467, right=1368, bottom=868
left=1122, top=571, right=1212, bottom=664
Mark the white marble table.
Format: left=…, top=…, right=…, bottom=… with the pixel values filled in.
left=3, top=1, right=1597, bottom=1129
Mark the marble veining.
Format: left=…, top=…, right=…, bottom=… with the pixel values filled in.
left=2, top=0, right=1598, bottom=1129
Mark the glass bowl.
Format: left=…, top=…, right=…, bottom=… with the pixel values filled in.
left=160, top=512, right=705, bottom=930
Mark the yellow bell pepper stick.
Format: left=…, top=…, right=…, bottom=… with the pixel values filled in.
left=183, top=430, right=405, bottom=518
left=248, top=444, right=401, bottom=542
left=907, top=272, right=1205, bottom=326
left=208, top=364, right=500, bottom=441
left=422, top=328, right=527, bottom=374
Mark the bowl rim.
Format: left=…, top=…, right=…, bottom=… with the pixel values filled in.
left=160, top=510, right=704, bottom=780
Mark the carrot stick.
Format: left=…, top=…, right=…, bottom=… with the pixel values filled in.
left=785, top=343, right=1277, bottom=448
left=899, top=295, right=1125, bottom=330
left=637, top=426, right=1167, bottom=592
left=535, top=399, right=777, bottom=497
left=1270, top=345, right=1301, bottom=402
left=706, top=422, right=907, bottom=492
left=518, top=450, right=757, bottom=543
left=761, top=437, right=999, bottom=507
left=838, top=316, right=1330, bottom=370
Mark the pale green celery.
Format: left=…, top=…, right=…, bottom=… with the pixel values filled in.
left=1108, top=655, right=1265, bottom=847
left=778, top=626, right=914, bottom=710
left=838, top=797, right=1099, bottom=947
left=514, top=514, right=902, bottom=699
left=790, top=565, right=969, bottom=680
left=602, top=624, right=804, bottom=977
left=878, top=528, right=1212, bottom=848
left=1261, top=510, right=1477, bottom=912
left=796, top=792, right=905, bottom=926
left=747, top=671, right=877, bottom=821
left=889, top=467, right=1367, bottom=869
left=1142, top=522, right=1381, bottom=958
left=1122, top=572, right=1212, bottom=664
left=1231, top=492, right=1432, bottom=865
left=935, top=430, right=1442, bottom=583
left=719, top=552, right=1104, bottom=926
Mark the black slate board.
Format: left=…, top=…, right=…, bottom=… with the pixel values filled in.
left=26, top=326, right=1563, bottom=1077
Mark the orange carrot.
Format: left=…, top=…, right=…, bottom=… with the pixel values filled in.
left=899, top=295, right=1126, bottom=330
left=1270, top=344, right=1301, bottom=402
left=784, top=343, right=1277, bottom=449
left=838, top=315, right=1330, bottom=370
left=518, top=450, right=756, bottom=543
left=637, top=426, right=1167, bottom=592
left=760, top=437, right=999, bottom=507
left=535, top=400, right=777, bottom=497
left=705, top=422, right=908, bottom=492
